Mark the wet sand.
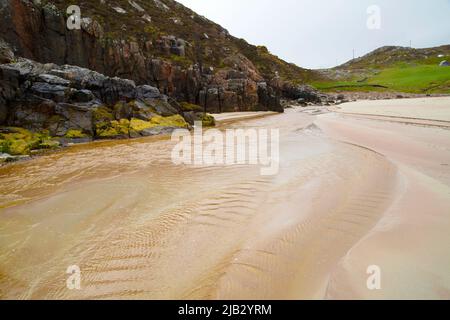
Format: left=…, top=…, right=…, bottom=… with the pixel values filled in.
left=0, top=97, right=449, bottom=299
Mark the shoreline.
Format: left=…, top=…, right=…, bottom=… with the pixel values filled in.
left=0, top=111, right=280, bottom=167
left=2, top=95, right=448, bottom=168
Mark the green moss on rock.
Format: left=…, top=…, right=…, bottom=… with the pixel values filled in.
left=39, top=139, right=60, bottom=149
left=96, top=119, right=130, bottom=138
left=93, top=106, right=114, bottom=123
left=180, top=102, right=203, bottom=112
left=2, top=139, right=29, bottom=155
left=65, top=129, right=87, bottom=139
left=129, top=118, right=154, bottom=132
left=201, top=113, right=216, bottom=127
left=130, top=115, right=189, bottom=134
left=150, top=115, right=189, bottom=128
left=0, top=127, right=54, bottom=155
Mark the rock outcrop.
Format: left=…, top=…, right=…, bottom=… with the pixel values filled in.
left=0, top=0, right=289, bottom=113
left=0, top=58, right=191, bottom=141
left=281, top=84, right=324, bottom=104
left=0, top=0, right=336, bottom=158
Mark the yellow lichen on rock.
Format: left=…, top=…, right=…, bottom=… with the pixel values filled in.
left=201, top=113, right=216, bottom=127
left=0, top=127, right=56, bottom=155
left=129, top=118, right=155, bottom=132
left=97, top=119, right=130, bottom=138
left=150, top=115, right=189, bottom=128
left=180, top=102, right=203, bottom=112
left=65, top=129, right=87, bottom=139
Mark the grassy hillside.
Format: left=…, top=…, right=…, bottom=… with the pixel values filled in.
left=313, top=46, right=450, bottom=94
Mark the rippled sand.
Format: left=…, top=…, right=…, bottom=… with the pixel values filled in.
left=0, top=98, right=449, bottom=299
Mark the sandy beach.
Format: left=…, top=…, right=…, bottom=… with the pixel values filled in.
left=0, top=97, right=449, bottom=299
left=334, top=97, right=450, bottom=122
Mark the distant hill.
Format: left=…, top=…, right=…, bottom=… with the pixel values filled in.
left=314, top=45, right=450, bottom=94
left=337, top=45, right=450, bottom=70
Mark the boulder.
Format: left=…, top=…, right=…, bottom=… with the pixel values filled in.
left=54, top=103, right=95, bottom=136
left=258, top=82, right=283, bottom=112
left=136, top=85, right=161, bottom=100
left=69, top=89, right=95, bottom=103
left=0, top=57, right=186, bottom=139
left=101, top=77, right=136, bottom=104
left=38, top=74, right=71, bottom=86
left=282, top=84, right=322, bottom=103
left=49, top=65, right=108, bottom=89
left=30, top=82, right=69, bottom=102
left=140, top=126, right=178, bottom=136
left=147, top=99, right=179, bottom=116
left=113, top=101, right=133, bottom=120
left=0, top=153, right=13, bottom=163
left=11, top=97, right=57, bottom=131
left=129, top=100, right=156, bottom=121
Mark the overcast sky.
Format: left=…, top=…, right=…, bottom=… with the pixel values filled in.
left=176, top=0, right=450, bottom=69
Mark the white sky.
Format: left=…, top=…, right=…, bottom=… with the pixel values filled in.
left=176, top=0, right=450, bottom=69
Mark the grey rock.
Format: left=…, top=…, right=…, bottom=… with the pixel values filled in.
left=30, top=82, right=68, bottom=102
left=130, top=100, right=156, bottom=121
left=57, top=137, right=92, bottom=146
left=49, top=65, right=108, bottom=89
left=38, top=74, right=71, bottom=86
left=182, top=111, right=196, bottom=125
left=0, top=152, right=30, bottom=163
left=282, top=84, right=322, bottom=103
left=70, top=89, right=95, bottom=103
left=140, top=126, right=178, bottom=136
left=113, top=101, right=132, bottom=120
left=54, top=103, right=95, bottom=135
left=136, top=85, right=161, bottom=100
left=0, top=56, right=188, bottom=139
left=102, top=77, right=136, bottom=104
left=146, top=99, right=179, bottom=117
left=10, top=97, right=57, bottom=130
left=0, top=153, right=13, bottom=163
left=258, top=82, right=283, bottom=112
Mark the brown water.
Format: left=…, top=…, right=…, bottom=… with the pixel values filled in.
left=1, top=101, right=449, bottom=299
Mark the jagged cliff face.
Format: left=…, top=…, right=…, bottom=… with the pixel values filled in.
left=0, top=0, right=322, bottom=113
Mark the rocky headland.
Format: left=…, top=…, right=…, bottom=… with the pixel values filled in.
left=0, top=0, right=326, bottom=160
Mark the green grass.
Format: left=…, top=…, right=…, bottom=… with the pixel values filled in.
left=369, top=65, right=450, bottom=93
left=313, top=64, right=450, bottom=94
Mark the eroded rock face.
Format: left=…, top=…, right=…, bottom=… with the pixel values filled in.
left=281, top=84, right=323, bottom=103
left=0, top=0, right=283, bottom=112
left=0, top=58, right=181, bottom=137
